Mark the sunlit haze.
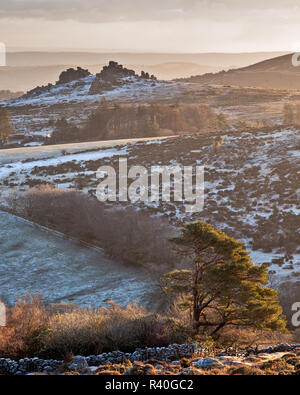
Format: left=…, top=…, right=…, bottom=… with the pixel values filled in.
left=0, top=0, right=299, bottom=52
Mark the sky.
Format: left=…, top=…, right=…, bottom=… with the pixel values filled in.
left=0, top=0, right=300, bottom=52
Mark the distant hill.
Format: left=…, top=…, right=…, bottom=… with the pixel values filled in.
left=0, top=66, right=72, bottom=92
left=0, top=90, right=24, bottom=101
left=177, top=53, right=300, bottom=90
left=126, top=63, right=223, bottom=80
left=6, top=51, right=288, bottom=68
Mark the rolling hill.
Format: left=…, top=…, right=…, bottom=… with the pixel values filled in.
left=179, top=53, right=300, bottom=90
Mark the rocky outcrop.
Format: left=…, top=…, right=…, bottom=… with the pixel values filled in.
left=141, top=70, right=157, bottom=81
left=23, top=61, right=157, bottom=98
left=24, top=67, right=91, bottom=97
left=25, top=83, right=54, bottom=97
left=98, top=61, right=137, bottom=82
left=57, top=67, right=91, bottom=85
left=89, top=61, right=157, bottom=95
left=89, top=61, right=136, bottom=95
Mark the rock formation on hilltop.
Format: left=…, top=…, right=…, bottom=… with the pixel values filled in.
left=89, top=61, right=157, bottom=95
left=57, top=67, right=91, bottom=85
left=25, top=67, right=91, bottom=97
left=22, top=61, right=158, bottom=98
left=99, top=61, right=137, bottom=81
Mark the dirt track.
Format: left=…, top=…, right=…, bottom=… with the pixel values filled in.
left=0, top=136, right=174, bottom=165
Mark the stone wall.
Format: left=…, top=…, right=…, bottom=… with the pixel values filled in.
left=1, top=343, right=300, bottom=375
left=0, top=343, right=196, bottom=375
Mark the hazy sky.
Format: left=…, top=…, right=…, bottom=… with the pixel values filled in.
left=0, top=0, right=299, bottom=52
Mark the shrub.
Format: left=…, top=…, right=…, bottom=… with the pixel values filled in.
left=41, top=303, right=191, bottom=359
left=0, top=296, right=191, bottom=359
left=7, top=185, right=180, bottom=270
left=0, top=295, right=49, bottom=359
left=260, top=358, right=295, bottom=374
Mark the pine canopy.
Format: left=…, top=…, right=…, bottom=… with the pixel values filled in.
left=162, top=222, right=287, bottom=335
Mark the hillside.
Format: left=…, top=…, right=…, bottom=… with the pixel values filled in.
left=179, top=54, right=300, bottom=90
left=1, top=129, right=299, bottom=284
left=0, top=62, right=187, bottom=146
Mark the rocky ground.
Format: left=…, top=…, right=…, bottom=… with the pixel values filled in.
left=1, top=343, right=300, bottom=375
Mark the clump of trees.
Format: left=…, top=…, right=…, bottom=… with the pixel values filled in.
left=51, top=117, right=80, bottom=144
left=50, top=101, right=228, bottom=144
left=161, top=222, right=287, bottom=337
left=0, top=108, right=14, bottom=144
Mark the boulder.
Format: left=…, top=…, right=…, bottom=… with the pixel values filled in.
left=68, top=356, right=89, bottom=373
left=192, top=358, right=224, bottom=369
left=57, top=67, right=91, bottom=85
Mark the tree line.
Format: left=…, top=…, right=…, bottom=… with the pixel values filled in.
left=50, top=100, right=229, bottom=144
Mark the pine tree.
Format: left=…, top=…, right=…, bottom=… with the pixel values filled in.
left=0, top=109, right=14, bottom=143
left=161, top=222, right=287, bottom=336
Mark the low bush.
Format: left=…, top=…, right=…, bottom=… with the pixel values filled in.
left=0, top=297, right=191, bottom=360
left=7, top=185, right=180, bottom=270
left=0, top=295, right=49, bottom=359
